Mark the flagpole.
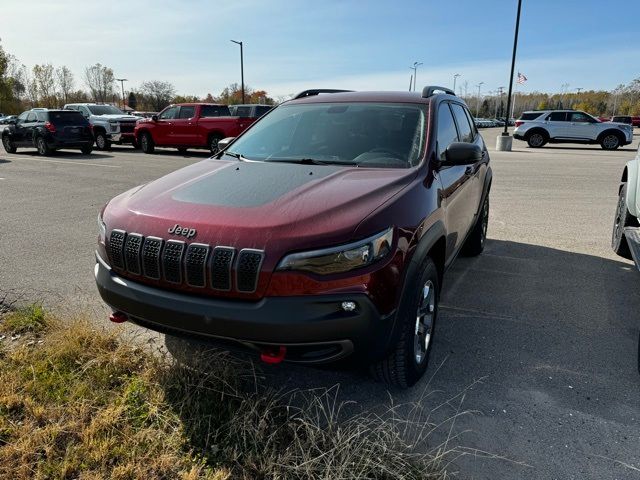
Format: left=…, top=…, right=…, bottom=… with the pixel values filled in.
left=500, top=0, right=522, bottom=146
left=511, top=79, right=518, bottom=119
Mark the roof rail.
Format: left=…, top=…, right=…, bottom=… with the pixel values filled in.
left=422, top=86, right=455, bottom=98
left=293, top=89, right=353, bottom=100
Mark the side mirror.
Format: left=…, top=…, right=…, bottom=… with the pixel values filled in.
left=444, top=142, right=482, bottom=166
left=217, top=137, right=235, bottom=151
left=151, top=115, right=158, bottom=122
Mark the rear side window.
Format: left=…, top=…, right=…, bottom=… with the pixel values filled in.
left=450, top=103, right=474, bottom=142
left=178, top=106, right=195, bottom=119
left=36, top=111, right=47, bottom=121
left=436, top=103, right=459, bottom=161
left=520, top=112, right=544, bottom=120
left=201, top=105, right=231, bottom=117
left=255, top=106, right=272, bottom=117
left=235, top=106, right=252, bottom=117
left=48, top=111, right=88, bottom=126
left=26, top=112, right=38, bottom=122
left=547, top=112, right=568, bottom=121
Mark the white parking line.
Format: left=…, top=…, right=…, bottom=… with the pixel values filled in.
left=12, top=157, right=120, bottom=168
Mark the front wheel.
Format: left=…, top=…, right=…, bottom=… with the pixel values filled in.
left=95, top=132, right=111, bottom=151
left=80, top=145, right=93, bottom=155
left=2, top=134, right=16, bottom=153
left=612, top=182, right=636, bottom=259
left=36, top=136, right=51, bottom=156
left=139, top=132, right=155, bottom=154
left=601, top=133, right=621, bottom=150
left=370, top=257, right=439, bottom=388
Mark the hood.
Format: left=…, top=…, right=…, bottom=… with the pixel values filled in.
left=91, top=114, right=141, bottom=121
left=105, top=159, right=417, bottom=254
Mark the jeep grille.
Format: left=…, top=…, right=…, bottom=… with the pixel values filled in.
left=107, top=230, right=263, bottom=293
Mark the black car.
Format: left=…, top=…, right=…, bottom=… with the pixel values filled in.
left=1, top=109, right=93, bottom=155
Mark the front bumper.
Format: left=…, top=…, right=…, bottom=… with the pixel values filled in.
left=94, top=253, right=396, bottom=364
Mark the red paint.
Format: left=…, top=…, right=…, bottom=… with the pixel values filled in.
left=134, top=103, right=255, bottom=150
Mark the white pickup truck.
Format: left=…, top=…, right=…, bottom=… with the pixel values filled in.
left=612, top=143, right=640, bottom=269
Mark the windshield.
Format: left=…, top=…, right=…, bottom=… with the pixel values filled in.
left=87, top=105, right=124, bottom=115
left=227, top=102, right=427, bottom=168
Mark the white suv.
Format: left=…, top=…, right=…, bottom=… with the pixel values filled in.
left=513, top=110, right=633, bottom=150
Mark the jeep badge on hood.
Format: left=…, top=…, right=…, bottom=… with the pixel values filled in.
left=168, top=224, right=197, bottom=239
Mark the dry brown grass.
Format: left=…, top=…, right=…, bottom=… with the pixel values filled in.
left=0, top=305, right=456, bottom=479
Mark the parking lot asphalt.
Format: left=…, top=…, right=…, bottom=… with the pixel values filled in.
left=1, top=130, right=639, bottom=479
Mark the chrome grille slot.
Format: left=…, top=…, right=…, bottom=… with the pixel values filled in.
left=211, top=247, right=235, bottom=290
left=162, top=240, right=185, bottom=283
left=109, top=229, right=126, bottom=269
left=124, top=233, right=143, bottom=275
left=185, top=243, right=209, bottom=287
left=236, top=249, right=264, bottom=293
left=142, top=237, right=163, bottom=280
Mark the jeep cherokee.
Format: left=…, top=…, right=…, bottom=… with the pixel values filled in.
left=94, top=86, right=492, bottom=388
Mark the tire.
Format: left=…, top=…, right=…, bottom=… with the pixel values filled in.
left=370, top=256, right=439, bottom=388
left=526, top=130, right=547, bottom=148
left=600, top=133, right=621, bottom=150
left=2, top=134, right=16, bottom=153
left=612, top=182, right=637, bottom=259
left=462, top=194, right=489, bottom=256
left=95, top=131, right=111, bottom=151
left=81, top=145, right=93, bottom=155
left=139, top=132, right=155, bottom=154
left=209, top=134, right=223, bottom=153
left=36, top=136, right=51, bottom=156
left=177, top=147, right=188, bottom=154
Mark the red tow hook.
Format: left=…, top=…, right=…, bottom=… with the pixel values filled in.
left=109, top=311, right=128, bottom=323
left=260, top=346, right=287, bottom=364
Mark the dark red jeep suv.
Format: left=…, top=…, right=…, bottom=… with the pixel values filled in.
left=95, top=86, right=492, bottom=388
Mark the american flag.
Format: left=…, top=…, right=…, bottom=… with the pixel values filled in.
left=517, top=72, right=528, bottom=84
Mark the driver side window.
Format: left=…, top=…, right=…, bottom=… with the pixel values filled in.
left=159, top=106, right=179, bottom=120
left=436, top=103, right=459, bottom=161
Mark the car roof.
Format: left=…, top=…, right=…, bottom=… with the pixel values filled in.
left=286, top=90, right=448, bottom=106
left=170, top=103, right=227, bottom=107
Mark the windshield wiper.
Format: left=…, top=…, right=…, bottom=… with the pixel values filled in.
left=219, top=151, right=246, bottom=161
left=267, top=158, right=355, bottom=166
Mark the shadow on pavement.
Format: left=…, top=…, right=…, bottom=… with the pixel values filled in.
left=165, top=239, right=640, bottom=479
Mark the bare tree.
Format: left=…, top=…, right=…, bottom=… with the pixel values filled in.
left=32, top=63, right=56, bottom=107
left=56, top=65, right=74, bottom=105
left=140, top=80, right=176, bottom=111
left=84, top=63, right=114, bottom=103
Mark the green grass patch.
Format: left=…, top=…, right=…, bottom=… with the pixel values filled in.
left=0, top=307, right=452, bottom=479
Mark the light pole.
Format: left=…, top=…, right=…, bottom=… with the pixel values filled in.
left=115, top=78, right=127, bottom=111
left=230, top=40, right=245, bottom=104
left=453, top=73, right=461, bottom=92
left=497, top=0, right=523, bottom=151
left=476, top=82, right=484, bottom=116
left=410, top=62, right=423, bottom=92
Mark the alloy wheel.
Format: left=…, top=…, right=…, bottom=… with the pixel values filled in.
left=37, top=138, right=46, bottom=155
left=414, top=280, right=435, bottom=364
left=480, top=198, right=489, bottom=247
left=529, top=133, right=544, bottom=147
left=603, top=135, right=619, bottom=149
left=96, top=134, right=106, bottom=149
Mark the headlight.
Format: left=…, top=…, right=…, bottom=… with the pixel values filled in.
left=98, top=211, right=106, bottom=243
left=276, top=228, right=394, bottom=275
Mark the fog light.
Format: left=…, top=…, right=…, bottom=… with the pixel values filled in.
left=341, top=301, right=357, bottom=312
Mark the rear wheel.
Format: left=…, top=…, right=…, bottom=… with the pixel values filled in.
left=612, top=182, right=636, bottom=259
left=177, top=147, right=188, bottom=154
left=601, top=133, right=621, bottom=150
left=2, top=134, right=16, bottom=153
left=36, top=136, right=51, bottom=156
left=209, top=134, right=223, bottom=153
left=526, top=131, right=547, bottom=148
left=462, top=195, right=489, bottom=256
left=139, top=132, right=155, bottom=154
left=95, top=131, right=111, bottom=151
left=370, top=257, right=439, bottom=388
left=81, top=145, right=93, bottom=155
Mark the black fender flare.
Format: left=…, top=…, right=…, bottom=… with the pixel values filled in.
left=381, top=220, right=447, bottom=356
left=475, top=168, right=493, bottom=217
left=597, top=128, right=625, bottom=143
left=524, top=127, right=549, bottom=140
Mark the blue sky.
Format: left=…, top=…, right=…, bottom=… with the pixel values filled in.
left=1, top=0, right=638, bottom=98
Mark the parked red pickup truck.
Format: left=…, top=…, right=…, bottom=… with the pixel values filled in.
left=134, top=103, right=256, bottom=154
